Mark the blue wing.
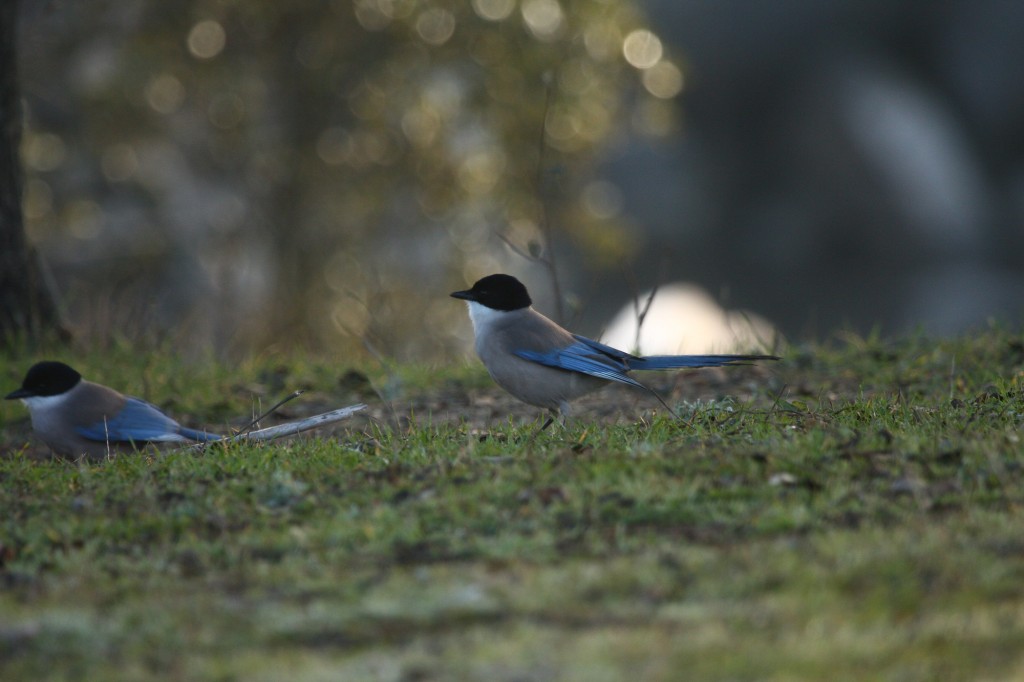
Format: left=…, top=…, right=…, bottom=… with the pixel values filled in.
left=513, top=339, right=649, bottom=390
left=516, top=334, right=778, bottom=383
left=75, top=397, right=218, bottom=443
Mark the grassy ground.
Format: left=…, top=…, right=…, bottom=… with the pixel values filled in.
left=2, top=328, right=1023, bottom=681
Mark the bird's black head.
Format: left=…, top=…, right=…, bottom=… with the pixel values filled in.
left=5, top=361, right=82, bottom=400
left=450, top=274, right=532, bottom=311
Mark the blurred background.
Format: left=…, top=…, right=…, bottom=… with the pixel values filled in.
left=14, top=0, right=1024, bottom=361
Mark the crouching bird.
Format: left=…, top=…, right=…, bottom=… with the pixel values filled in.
left=451, top=274, right=778, bottom=422
left=5, top=361, right=221, bottom=459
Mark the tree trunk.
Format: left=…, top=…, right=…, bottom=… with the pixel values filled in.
left=0, top=0, right=64, bottom=346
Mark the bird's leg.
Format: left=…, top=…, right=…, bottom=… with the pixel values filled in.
left=523, top=411, right=553, bottom=448
left=525, top=407, right=562, bottom=446
left=525, top=403, right=574, bottom=447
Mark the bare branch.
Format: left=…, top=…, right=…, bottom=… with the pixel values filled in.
left=240, top=390, right=305, bottom=434
left=535, top=75, right=565, bottom=324
left=497, top=232, right=547, bottom=266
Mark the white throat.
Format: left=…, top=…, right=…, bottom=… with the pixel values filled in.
left=20, top=393, right=71, bottom=413
left=465, top=300, right=514, bottom=336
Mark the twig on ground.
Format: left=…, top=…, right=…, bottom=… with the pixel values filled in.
left=229, top=403, right=367, bottom=443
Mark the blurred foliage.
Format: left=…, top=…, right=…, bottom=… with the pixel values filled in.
left=18, top=0, right=683, bottom=359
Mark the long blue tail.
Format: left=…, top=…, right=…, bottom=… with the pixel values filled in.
left=178, top=427, right=222, bottom=442
left=573, top=335, right=779, bottom=371
left=628, top=353, right=779, bottom=370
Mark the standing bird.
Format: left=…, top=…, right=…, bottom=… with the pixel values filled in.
left=5, top=361, right=221, bottom=459
left=451, top=274, right=778, bottom=421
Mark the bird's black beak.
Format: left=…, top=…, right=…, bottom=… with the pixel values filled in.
left=450, top=289, right=475, bottom=301
left=5, top=388, right=32, bottom=400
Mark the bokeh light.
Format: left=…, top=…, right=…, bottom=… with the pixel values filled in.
left=641, top=60, right=684, bottom=99
left=146, top=74, right=186, bottom=114
left=352, top=0, right=405, bottom=31
left=22, top=132, right=66, bottom=172
left=622, top=29, right=662, bottom=69
left=473, top=0, right=516, bottom=22
left=187, top=20, right=226, bottom=59
left=401, top=105, right=442, bottom=148
left=457, top=149, right=505, bottom=195
left=416, top=8, right=456, bottom=46
left=521, top=0, right=564, bottom=41
left=64, top=199, right=104, bottom=240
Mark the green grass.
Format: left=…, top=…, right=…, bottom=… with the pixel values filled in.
left=2, top=327, right=1024, bottom=680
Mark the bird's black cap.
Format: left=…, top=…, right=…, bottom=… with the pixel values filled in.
left=451, top=274, right=532, bottom=311
left=5, top=361, right=82, bottom=400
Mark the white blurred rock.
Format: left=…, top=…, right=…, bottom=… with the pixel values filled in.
left=601, top=283, right=778, bottom=355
